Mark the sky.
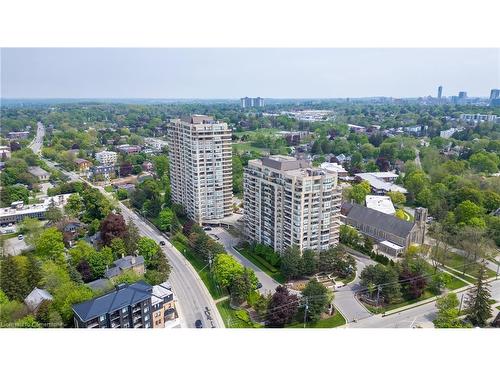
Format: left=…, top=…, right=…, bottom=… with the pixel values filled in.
left=1, top=48, right=499, bottom=99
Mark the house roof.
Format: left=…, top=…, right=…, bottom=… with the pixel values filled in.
left=342, top=202, right=416, bottom=239
left=151, top=282, right=174, bottom=305
left=72, top=281, right=152, bottom=322
left=365, top=195, right=396, bottom=215
left=24, top=288, right=53, bottom=311
left=104, top=256, right=145, bottom=279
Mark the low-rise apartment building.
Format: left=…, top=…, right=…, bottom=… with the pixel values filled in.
left=0, top=194, right=71, bottom=224
left=72, top=282, right=154, bottom=328
left=151, top=282, right=177, bottom=328
left=95, top=150, right=117, bottom=165
left=244, top=155, right=341, bottom=254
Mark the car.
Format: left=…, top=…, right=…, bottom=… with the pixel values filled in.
left=159, top=241, right=166, bottom=246
left=203, top=227, right=212, bottom=231
left=18, top=234, right=24, bottom=240
left=195, top=319, right=203, bottom=328
left=256, top=282, right=263, bottom=289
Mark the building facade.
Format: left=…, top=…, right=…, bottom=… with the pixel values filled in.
left=244, top=156, right=341, bottom=254
left=167, top=115, right=233, bottom=223
left=28, top=166, right=50, bottom=182
left=72, top=282, right=154, bottom=328
left=95, top=150, right=118, bottom=165
left=240, top=97, right=265, bottom=108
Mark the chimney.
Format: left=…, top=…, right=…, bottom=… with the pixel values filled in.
left=121, top=253, right=124, bottom=259
left=131, top=257, right=136, bottom=265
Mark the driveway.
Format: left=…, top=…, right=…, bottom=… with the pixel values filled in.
left=2, top=237, right=31, bottom=256
left=208, top=227, right=281, bottom=295
left=333, top=255, right=376, bottom=323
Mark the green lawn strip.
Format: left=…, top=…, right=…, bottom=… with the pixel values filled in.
left=442, top=253, right=496, bottom=279
left=286, top=311, right=346, bottom=328
left=443, top=266, right=477, bottom=284
left=337, top=272, right=356, bottom=285
left=171, top=239, right=227, bottom=300
left=236, top=247, right=286, bottom=283
left=496, top=306, right=500, bottom=311
left=363, top=290, right=439, bottom=314
left=216, top=300, right=262, bottom=328
left=444, top=275, right=467, bottom=290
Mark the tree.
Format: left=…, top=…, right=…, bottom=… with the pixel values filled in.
left=18, top=217, right=43, bottom=247
left=158, top=208, right=174, bottom=232
left=153, top=155, right=169, bottom=179
left=265, top=286, right=299, bottom=327
left=360, top=264, right=401, bottom=303
left=433, top=293, right=471, bottom=328
left=124, top=221, right=141, bottom=255
left=348, top=181, right=371, bottom=204
left=300, top=279, right=332, bottom=322
left=319, top=246, right=356, bottom=278
left=146, top=249, right=171, bottom=282
left=35, top=227, right=65, bottom=261
left=25, top=254, right=42, bottom=291
left=65, top=193, right=83, bottom=217
left=299, top=249, right=318, bottom=276
left=81, top=187, right=112, bottom=223
left=76, top=260, right=93, bottom=283
left=137, top=237, right=160, bottom=266
left=0, top=185, right=29, bottom=207
left=280, top=245, right=301, bottom=281
left=465, top=264, right=492, bottom=327
left=213, top=253, right=244, bottom=289
left=109, top=237, right=127, bottom=259
left=230, top=268, right=258, bottom=305
left=36, top=299, right=63, bottom=328
left=387, top=191, right=406, bottom=206
left=87, top=247, right=113, bottom=280
left=45, top=206, right=63, bottom=223
left=52, top=282, right=94, bottom=326
left=0, top=256, right=29, bottom=301
left=395, top=208, right=406, bottom=220
left=454, top=200, right=484, bottom=225
left=100, top=213, right=128, bottom=246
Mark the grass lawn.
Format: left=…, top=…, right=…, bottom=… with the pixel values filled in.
left=287, top=311, right=346, bottom=328
left=234, top=128, right=280, bottom=138
left=171, top=238, right=228, bottom=300
left=442, top=253, right=497, bottom=280
left=444, top=275, right=468, bottom=290
left=496, top=306, right=500, bottom=311
left=233, top=142, right=269, bottom=154
left=216, top=300, right=262, bottom=328
left=443, top=266, right=477, bottom=284
left=364, top=290, right=439, bottom=314
left=236, top=247, right=286, bottom=283
left=337, top=272, right=356, bottom=285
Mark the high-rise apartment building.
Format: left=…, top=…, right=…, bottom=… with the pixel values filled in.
left=240, top=97, right=265, bottom=108
left=490, top=89, right=500, bottom=100
left=167, top=115, right=233, bottom=223
left=95, top=150, right=117, bottom=165
left=243, top=156, right=341, bottom=254
left=437, top=86, right=443, bottom=99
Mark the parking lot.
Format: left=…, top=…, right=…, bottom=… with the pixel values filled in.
left=2, top=236, right=31, bottom=256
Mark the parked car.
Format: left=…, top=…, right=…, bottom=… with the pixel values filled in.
left=256, top=282, right=263, bottom=289
left=195, top=319, right=203, bottom=328
left=203, top=227, right=212, bottom=231
left=159, top=241, right=166, bottom=246
left=18, top=234, right=24, bottom=240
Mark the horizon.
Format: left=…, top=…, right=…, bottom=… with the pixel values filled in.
left=2, top=48, right=499, bottom=99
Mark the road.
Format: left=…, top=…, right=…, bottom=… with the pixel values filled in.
left=208, top=227, right=280, bottom=295
left=40, top=136, right=224, bottom=328
left=28, top=121, right=45, bottom=155
left=333, top=255, right=377, bottom=322
left=349, top=278, right=500, bottom=328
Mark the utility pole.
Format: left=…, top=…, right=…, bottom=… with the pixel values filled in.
left=376, top=286, right=382, bottom=307
left=303, top=297, right=309, bottom=328
left=458, top=293, right=465, bottom=315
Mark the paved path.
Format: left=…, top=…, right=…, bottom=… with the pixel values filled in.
left=209, top=227, right=281, bottom=295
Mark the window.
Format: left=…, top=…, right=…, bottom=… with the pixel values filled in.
left=99, top=315, right=105, bottom=322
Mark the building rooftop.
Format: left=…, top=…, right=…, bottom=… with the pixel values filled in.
left=72, top=281, right=152, bottom=322
left=28, top=166, right=49, bottom=177
left=24, top=288, right=53, bottom=312
left=151, top=282, right=174, bottom=305
left=0, top=194, right=71, bottom=220
left=104, top=255, right=145, bottom=278
left=365, top=195, right=396, bottom=215
left=355, top=172, right=407, bottom=193
left=342, top=202, right=415, bottom=239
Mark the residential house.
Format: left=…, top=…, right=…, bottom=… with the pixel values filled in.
left=28, top=166, right=50, bottom=182
left=24, top=288, right=53, bottom=313
left=74, top=158, right=92, bottom=173
left=104, top=255, right=145, bottom=279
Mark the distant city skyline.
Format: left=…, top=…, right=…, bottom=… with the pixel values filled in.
left=1, top=48, right=499, bottom=99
